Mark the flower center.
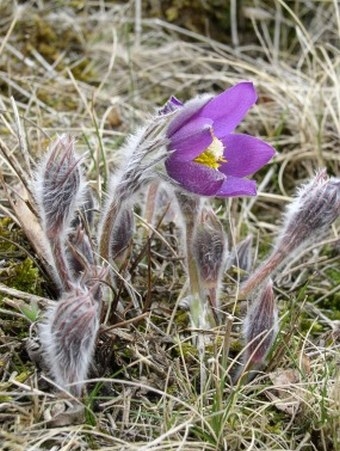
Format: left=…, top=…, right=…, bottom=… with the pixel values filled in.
left=194, top=136, right=226, bottom=170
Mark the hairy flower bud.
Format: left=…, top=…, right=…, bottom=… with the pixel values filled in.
left=99, top=117, right=169, bottom=263
left=32, top=135, right=87, bottom=290
left=71, top=187, right=96, bottom=230
left=243, top=279, right=278, bottom=367
left=175, top=190, right=201, bottom=220
left=241, top=170, right=340, bottom=297
left=227, top=234, right=253, bottom=276
left=111, top=207, right=134, bottom=266
left=67, top=225, right=95, bottom=276
left=276, top=169, right=340, bottom=253
left=192, top=207, right=228, bottom=308
left=33, top=134, right=86, bottom=239
left=40, top=284, right=100, bottom=396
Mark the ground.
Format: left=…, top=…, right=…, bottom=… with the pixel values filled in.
left=0, top=1, right=339, bottom=450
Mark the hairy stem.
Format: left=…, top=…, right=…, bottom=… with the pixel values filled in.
left=99, top=197, right=122, bottom=263
left=185, top=215, right=216, bottom=331
left=50, top=236, right=73, bottom=291
left=144, top=181, right=159, bottom=229
left=240, top=250, right=284, bottom=298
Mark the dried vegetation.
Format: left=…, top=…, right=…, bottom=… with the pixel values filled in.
left=0, top=1, right=339, bottom=450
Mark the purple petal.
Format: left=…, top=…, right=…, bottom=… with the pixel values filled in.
left=216, top=176, right=257, bottom=197
left=167, top=95, right=213, bottom=137
left=202, top=82, right=257, bottom=136
left=168, top=118, right=213, bottom=161
left=219, top=134, right=275, bottom=177
left=165, top=160, right=225, bottom=196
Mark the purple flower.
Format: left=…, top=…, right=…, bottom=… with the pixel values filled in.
left=165, top=82, right=276, bottom=197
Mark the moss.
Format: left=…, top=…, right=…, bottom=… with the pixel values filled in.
left=69, top=58, right=98, bottom=84
left=16, top=14, right=79, bottom=63
left=10, top=12, right=97, bottom=85
left=36, top=85, right=79, bottom=111
left=143, top=0, right=231, bottom=44
left=0, top=217, right=23, bottom=253
left=0, top=218, right=44, bottom=298
left=299, top=316, right=325, bottom=335
left=174, top=310, right=190, bottom=329
left=172, top=340, right=198, bottom=360
left=228, top=338, right=244, bottom=353
left=5, top=258, right=42, bottom=295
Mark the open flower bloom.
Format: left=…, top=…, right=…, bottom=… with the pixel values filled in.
left=165, top=82, right=276, bottom=197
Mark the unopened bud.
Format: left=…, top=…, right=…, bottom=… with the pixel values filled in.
left=111, top=208, right=135, bottom=266
left=192, top=207, right=228, bottom=308
left=33, top=134, right=86, bottom=239
left=243, top=279, right=278, bottom=367
left=176, top=191, right=201, bottom=221
left=99, top=117, right=169, bottom=263
left=241, top=170, right=340, bottom=297
left=227, top=234, right=253, bottom=276
left=71, top=188, right=95, bottom=229
left=40, top=284, right=100, bottom=396
left=276, top=169, right=340, bottom=253
left=68, top=225, right=95, bottom=275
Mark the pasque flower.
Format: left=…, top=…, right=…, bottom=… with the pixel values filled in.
left=33, top=135, right=87, bottom=290
left=34, top=134, right=86, bottom=239
left=243, top=279, right=278, bottom=367
left=40, top=282, right=100, bottom=396
left=165, top=82, right=275, bottom=197
left=240, top=169, right=340, bottom=297
left=191, top=207, right=228, bottom=310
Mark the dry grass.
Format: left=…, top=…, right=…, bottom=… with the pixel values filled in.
left=0, top=1, right=339, bottom=450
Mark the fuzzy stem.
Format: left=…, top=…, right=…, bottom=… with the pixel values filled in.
left=185, top=218, right=204, bottom=323
left=240, top=249, right=284, bottom=298
left=208, top=287, right=217, bottom=309
left=184, top=214, right=209, bottom=391
left=47, top=230, right=72, bottom=291
left=99, top=197, right=122, bottom=263
left=184, top=215, right=216, bottom=332
left=176, top=192, right=216, bottom=331
left=144, top=181, right=159, bottom=230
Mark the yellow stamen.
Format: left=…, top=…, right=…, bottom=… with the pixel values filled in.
left=194, top=136, right=226, bottom=169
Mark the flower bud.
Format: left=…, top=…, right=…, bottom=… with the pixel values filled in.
left=111, top=207, right=135, bottom=266
left=175, top=190, right=201, bottom=220
left=99, top=117, right=169, bottom=263
left=40, top=284, right=100, bottom=396
left=192, top=207, right=228, bottom=308
left=240, top=170, right=340, bottom=297
left=227, top=234, right=253, bottom=276
left=67, top=225, right=95, bottom=276
left=276, top=169, right=340, bottom=254
left=243, top=279, right=278, bottom=367
left=33, top=135, right=86, bottom=239
left=71, top=187, right=96, bottom=230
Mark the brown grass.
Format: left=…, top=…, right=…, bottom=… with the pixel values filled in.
left=0, top=1, right=339, bottom=450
